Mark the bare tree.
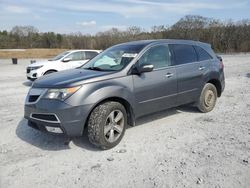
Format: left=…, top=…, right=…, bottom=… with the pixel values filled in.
left=1, top=16, right=250, bottom=52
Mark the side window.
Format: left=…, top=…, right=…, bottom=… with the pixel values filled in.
left=194, top=46, right=213, bottom=61
left=85, top=51, right=98, bottom=60
left=67, top=52, right=83, bottom=61
left=139, top=45, right=171, bottom=69
left=170, top=44, right=197, bottom=65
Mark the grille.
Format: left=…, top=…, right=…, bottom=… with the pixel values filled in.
left=31, top=113, right=58, bottom=122
left=29, top=95, right=40, bottom=102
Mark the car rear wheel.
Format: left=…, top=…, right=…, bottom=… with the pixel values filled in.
left=87, top=101, right=127, bottom=149
left=197, top=83, right=217, bottom=113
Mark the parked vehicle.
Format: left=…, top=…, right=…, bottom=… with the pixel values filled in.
left=26, top=50, right=101, bottom=80
left=24, top=39, right=225, bottom=149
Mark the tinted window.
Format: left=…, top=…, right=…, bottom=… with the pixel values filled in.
left=139, top=45, right=171, bottom=69
left=85, top=51, right=98, bottom=60
left=170, top=44, right=197, bottom=65
left=194, top=46, right=212, bottom=61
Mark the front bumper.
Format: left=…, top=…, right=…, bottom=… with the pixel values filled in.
left=24, top=89, right=92, bottom=136
left=27, top=70, right=38, bottom=80
left=26, top=68, right=43, bottom=80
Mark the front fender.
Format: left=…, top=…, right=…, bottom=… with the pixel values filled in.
left=64, top=76, right=135, bottom=128
left=65, top=76, right=135, bottom=109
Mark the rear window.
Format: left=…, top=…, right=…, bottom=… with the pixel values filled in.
left=194, top=46, right=212, bottom=61
left=170, top=44, right=197, bottom=65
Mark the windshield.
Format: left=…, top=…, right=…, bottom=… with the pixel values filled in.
left=82, top=44, right=145, bottom=71
left=49, top=51, right=70, bottom=61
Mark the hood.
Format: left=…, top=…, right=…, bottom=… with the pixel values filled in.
left=33, top=68, right=114, bottom=88
left=28, top=60, right=58, bottom=67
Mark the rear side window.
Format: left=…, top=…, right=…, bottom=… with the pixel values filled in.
left=194, top=46, right=212, bottom=61
left=85, top=51, right=98, bottom=60
left=170, top=44, right=197, bottom=65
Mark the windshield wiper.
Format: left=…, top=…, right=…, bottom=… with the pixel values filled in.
left=84, top=67, right=103, bottom=71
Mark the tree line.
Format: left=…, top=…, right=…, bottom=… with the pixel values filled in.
left=0, top=15, right=250, bottom=53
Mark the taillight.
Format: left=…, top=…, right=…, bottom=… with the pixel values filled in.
left=220, top=60, right=224, bottom=70
left=216, top=55, right=224, bottom=69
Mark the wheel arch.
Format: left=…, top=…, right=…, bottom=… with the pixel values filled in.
left=84, top=96, right=135, bottom=134
left=43, top=69, right=58, bottom=75
left=207, top=79, right=222, bottom=97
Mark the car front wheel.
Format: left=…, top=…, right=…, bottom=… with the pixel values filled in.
left=87, top=101, right=127, bottom=149
left=197, top=83, right=217, bottom=113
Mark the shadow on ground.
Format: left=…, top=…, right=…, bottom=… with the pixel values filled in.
left=136, top=105, right=199, bottom=126
left=16, top=118, right=100, bottom=151
left=246, top=73, right=250, bottom=78
left=16, top=105, right=199, bottom=151
left=22, top=81, right=33, bottom=87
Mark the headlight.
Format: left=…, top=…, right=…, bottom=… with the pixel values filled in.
left=29, top=65, right=43, bottom=70
left=43, top=86, right=81, bottom=101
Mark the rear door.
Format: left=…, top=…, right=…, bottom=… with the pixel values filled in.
left=194, top=45, right=213, bottom=76
left=132, top=44, right=177, bottom=116
left=169, top=44, right=204, bottom=105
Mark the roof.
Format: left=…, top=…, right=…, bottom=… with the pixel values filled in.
left=66, top=49, right=102, bottom=53
left=116, top=39, right=210, bottom=48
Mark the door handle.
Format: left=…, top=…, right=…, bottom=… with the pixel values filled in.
left=165, top=73, right=174, bottom=78
left=199, top=66, right=205, bottom=71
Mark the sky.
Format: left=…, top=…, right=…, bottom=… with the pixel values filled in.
left=0, top=0, right=250, bottom=34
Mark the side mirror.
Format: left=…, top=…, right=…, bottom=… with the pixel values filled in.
left=139, top=64, right=154, bottom=73
left=131, top=64, right=154, bottom=75
left=62, top=57, right=71, bottom=62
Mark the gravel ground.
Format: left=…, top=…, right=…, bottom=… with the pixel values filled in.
left=0, top=55, right=249, bottom=188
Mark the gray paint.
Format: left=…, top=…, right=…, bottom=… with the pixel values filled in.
left=24, top=39, right=225, bottom=136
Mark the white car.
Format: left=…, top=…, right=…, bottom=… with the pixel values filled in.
left=26, top=50, right=101, bottom=80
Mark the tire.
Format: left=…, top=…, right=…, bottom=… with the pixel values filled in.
left=88, top=101, right=127, bottom=149
left=197, top=83, right=218, bottom=113
left=44, top=70, right=56, bottom=75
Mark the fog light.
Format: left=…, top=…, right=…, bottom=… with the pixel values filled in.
left=45, top=126, right=63, bottom=133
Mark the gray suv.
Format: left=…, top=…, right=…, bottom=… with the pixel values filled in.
left=24, top=39, right=225, bottom=149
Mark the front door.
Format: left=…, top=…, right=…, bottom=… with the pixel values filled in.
left=64, top=51, right=86, bottom=69
left=132, top=44, right=177, bottom=117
